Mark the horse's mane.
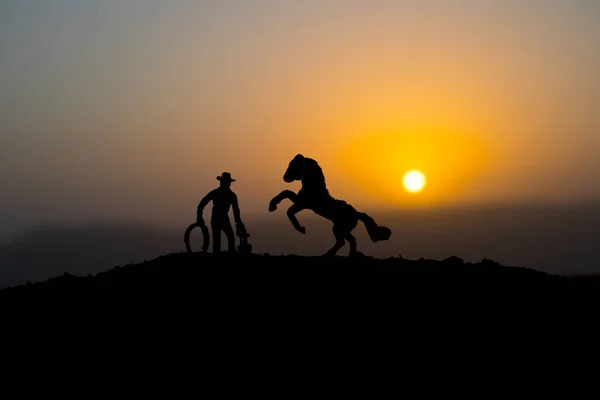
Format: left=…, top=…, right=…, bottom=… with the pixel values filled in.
left=300, top=157, right=327, bottom=188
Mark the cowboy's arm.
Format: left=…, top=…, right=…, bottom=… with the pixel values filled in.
left=196, top=190, right=214, bottom=225
left=231, top=193, right=243, bottom=226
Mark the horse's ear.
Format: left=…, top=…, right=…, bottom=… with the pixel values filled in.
left=293, top=154, right=305, bottom=161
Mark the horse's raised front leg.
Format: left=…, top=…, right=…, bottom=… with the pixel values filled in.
left=269, top=190, right=298, bottom=212
left=286, top=203, right=306, bottom=234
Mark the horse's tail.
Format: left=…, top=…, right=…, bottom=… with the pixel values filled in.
left=357, top=212, right=392, bottom=242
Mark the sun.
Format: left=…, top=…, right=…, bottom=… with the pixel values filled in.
left=403, top=170, right=426, bottom=193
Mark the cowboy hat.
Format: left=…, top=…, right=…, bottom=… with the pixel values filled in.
left=216, top=172, right=236, bottom=182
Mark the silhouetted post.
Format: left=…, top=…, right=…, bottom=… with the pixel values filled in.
left=197, top=172, right=246, bottom=253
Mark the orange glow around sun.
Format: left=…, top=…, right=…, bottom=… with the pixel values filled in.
left=338, top=126, right=489, bottom=206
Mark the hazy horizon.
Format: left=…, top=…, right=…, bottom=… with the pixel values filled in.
left=1, top=1, right=599, bottom=281
left=2, top=202, right=600, bottom=288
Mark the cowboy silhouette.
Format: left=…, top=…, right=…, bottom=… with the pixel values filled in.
left=197, top=172, right=246, bottom=253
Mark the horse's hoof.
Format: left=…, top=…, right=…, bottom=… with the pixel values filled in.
left=268, top=204, right=277, bottom=212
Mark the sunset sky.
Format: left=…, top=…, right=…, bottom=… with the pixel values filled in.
left=1, top=0, right=599, bottom=234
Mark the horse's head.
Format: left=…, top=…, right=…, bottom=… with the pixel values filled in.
left=283, top=154, right=305, bottom=183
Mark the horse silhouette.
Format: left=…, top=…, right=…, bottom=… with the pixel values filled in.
left=269, top=154, right=392, bottom=256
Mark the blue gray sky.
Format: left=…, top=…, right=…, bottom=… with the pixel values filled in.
left=1, top=0, right=599, bottom=238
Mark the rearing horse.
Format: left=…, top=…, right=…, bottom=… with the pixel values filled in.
left=269, top=154, right=392, bottom=256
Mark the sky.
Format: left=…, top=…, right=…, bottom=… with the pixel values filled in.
left=1, top=0, right=599, bottom=237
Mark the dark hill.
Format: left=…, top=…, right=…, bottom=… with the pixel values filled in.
left=4, top=252, right=600, bottom=346
left=2, top=252, right=599, bottom=304
left=2, top=254, right=594, bottom=376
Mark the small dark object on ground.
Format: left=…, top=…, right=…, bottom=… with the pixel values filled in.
left=236, top=228, right=252, bottom=254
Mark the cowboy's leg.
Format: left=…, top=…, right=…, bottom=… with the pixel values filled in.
left=286, top=203, right=306, bottom=234
left=269, top=190, right=298, bottom=212
left=211, top=217, right=222, bottom=253
left=222, top=218, right=236, bottom=252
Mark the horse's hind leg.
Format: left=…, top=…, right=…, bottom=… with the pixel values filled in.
left=323, top=225, right=346, bottom=257
left=269, top=190, right=298, bottom=212
left=344, top=215, right=359, bottom=256
left=345, top=233, right=358, bottom=256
